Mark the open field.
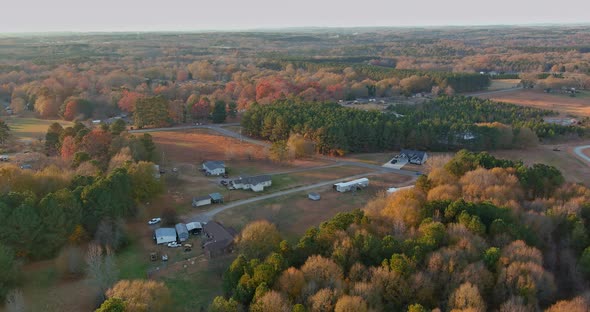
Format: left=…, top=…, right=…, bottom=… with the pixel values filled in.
left=215, top=172, right=413, bottom=241
left=488, top=79, right=521, bottom=91
left=477, top=89, right=590, bottom=117
left=3, top=117, right=73, bottom=141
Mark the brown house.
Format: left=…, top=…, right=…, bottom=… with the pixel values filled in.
left=202, top=221, right=234, bottom=258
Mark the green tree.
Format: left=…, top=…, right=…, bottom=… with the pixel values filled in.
left=45, top=122, right=64, bottom=155
left=269, top=141, right=289, bottom=162
left=483, top=247, right=501, bottom=271
left=209, top=296, right=238, bottom=312
left=0, top=120, right=10, bottom=145
left=139, top=134, right=157, bottom=162
left=110, top=119, right=126, bottom=135
left=228, top=102, right=238, bottom=118
left=579, top=247, right=590, bottom=277
left=212, top=100, right=227, bottom=123
left=0, top=244, right=20, bottom=302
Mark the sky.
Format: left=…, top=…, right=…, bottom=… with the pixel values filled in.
left=1, top=0, right=589, bottom=33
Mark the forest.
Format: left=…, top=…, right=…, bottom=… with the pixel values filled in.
left=211, top=151, right=590, bottom=312
left=1, top=26, right=590, bottom=124
left=0, top=121, right=163, bottom=302
left=241, top=96, right=583, bottom=155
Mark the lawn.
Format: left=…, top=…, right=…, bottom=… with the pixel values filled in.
left=4, top=117, right=73, bottom=141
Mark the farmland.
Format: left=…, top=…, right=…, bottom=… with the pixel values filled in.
left=477, top=88, right=590, bottom=117
left=3, top=117, right=73, bottom=141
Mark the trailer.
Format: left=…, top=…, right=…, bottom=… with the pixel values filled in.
left=333, top=178, right=369, bottom=193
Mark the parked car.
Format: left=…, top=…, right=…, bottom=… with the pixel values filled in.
left=162, top=254, right=168, bottom=261
left=148, top=217, right=161, bottom=225
left=0, top=155, right=9, bottom=162
left=183, top=243, right=192, bottom=252
left=222, top=173, right=229, bottom=179
left=552, top=147, right=561, bottom=151
left=220, top=180, right=229, bottom=186
left=150, top=252, right=157, bottom=261
left=167, top=242, right=181, bottom=248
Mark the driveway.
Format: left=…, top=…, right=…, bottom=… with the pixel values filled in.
left=574, top=145, right=590, bottom=164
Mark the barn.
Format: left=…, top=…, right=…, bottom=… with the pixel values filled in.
left=175, top=223, right=189, bottom=242
left=186, top=222, right=203, bottom=235
left=154, top=228, right=177, bottom=245
left=202, top=161, right=225, bottom=176
left=333, top=178, right=369, bottom=193
left=192, top=195, right=212, bottom=207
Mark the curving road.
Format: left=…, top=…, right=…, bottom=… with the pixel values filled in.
left=574, top=145, right=590, bottom=164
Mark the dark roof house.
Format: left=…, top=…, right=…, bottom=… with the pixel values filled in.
left=202, top=222, right=234, bottom=258
left=399, top=149, right=428, bottom=165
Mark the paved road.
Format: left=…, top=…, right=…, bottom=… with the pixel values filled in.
left=185, top=171, right=411, bottom=222
left=574, top=145, right=590, bottom=164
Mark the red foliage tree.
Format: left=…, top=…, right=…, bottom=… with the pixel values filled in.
left=81, top=129, right=112, bottom=165
left=118, top=90, right=142, bottom=112
left=60, top=136, right=77, bottom=160
left=63, top=99, right=80, bottom=121
left=191, top=98, right=210, bottom=120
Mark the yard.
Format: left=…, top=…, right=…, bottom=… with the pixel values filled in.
left=215, top=172, right=413, bottom=241
left=3, top=117, right=73, bottom=141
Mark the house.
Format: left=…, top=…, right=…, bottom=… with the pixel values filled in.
left=308, top=192, right=321, bottom=201
left=154, top=228, right=177, bottom=245
left=209, top=192, right=224, bottom=203
left=202, top=222, right=234, bottom=258
left=175, top=223, right=189, bottom=242
left=231, top=175, right=272, bottom=192
left=333, top=178, right=369, bottom=193
left=202, top=161, right=225, bottom=176
left=399, top=149, right=428, bottom=165
left=186, top=222, right=203, bottom=235
left=192, top=195, right=212, bottom=207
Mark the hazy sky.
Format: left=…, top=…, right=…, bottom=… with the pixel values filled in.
left=2, top=0, right=589, bottom=32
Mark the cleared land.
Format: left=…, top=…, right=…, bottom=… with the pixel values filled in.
left=478, top=89, right=590, bottom=117
left=4, top=117, right=73, bottom=141
left=488, top=79, right=521, bottom=91
left=215, top=172, right=413, bottom=241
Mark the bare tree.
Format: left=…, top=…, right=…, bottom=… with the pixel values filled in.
left=86, top=243, right=119, bottom=300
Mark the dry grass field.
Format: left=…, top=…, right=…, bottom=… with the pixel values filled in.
left=478, top=89, right=590, bottom=117
left=488, top=79, right=521, bottom=90
left=4, top=117, right=73, bottom=141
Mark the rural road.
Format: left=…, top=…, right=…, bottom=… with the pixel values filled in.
left=185, top=171, right=411, bottom=223
left=574, top=145, right=590, bottom=164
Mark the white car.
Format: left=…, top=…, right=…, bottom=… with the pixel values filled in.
left=147, top=218, right=161, bottom=225
left=167, top=242, right=181, bottom=248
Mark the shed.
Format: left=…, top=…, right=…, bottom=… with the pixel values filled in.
left=333, top=178, right=369, bottom=193
left=154, top=228, right=177, bottom=245
left=175, top=223, right=189, bottom=242
left=186, top=222, right=203, bottom=235
left=308, top=192, right=321, bottom=201
left=192, top=195, right=212, bottom=207
left=202, top=161, right=225, bottom=176
left=209, top=192, right=224, bottom=203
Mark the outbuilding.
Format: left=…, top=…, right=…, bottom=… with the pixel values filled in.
left=154, top=228, right=177, bottom=245
left=175, top=223, right=189, bottom=242
left=308, top=192, right=321, bottom=201
left=186, top=222, right=203, bottom=235
left=202, top=161, right=225, bottom=176
left=333, top=178, right=369, bottom=193
left=192, top=195, right=212, bottom=207
left=209, top=192, right=224, bottom=203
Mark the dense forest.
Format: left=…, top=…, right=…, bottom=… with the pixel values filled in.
left=241, top=96, right=583, bottom=155
left=1, top=27, right=590, bottom=123
left=212, top=151, right=590, bottom=312
left=0, top=122, right=162, bottom=302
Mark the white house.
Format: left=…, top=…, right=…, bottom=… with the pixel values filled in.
left=202, top=161, right=225, bottom=176
left=231, top=175, right=272, bottom=192
left=192, top=195, right=212, bottom=207
left=333, top=178, right=369, bottom=193
left=154, top=228, right=177, bottom=245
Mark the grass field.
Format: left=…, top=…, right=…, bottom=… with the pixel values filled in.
left=488, top=79, right=521, bottom=91
left=215, top=172, right=412, bottom=241
left=3, top=117, right=73, bottom=141
left=478, top=89, right=590, bottom=117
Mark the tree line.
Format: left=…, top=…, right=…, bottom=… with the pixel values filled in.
left=241, top=96, right=583, bottom=155
left=211, top=151, right=590, bottom=311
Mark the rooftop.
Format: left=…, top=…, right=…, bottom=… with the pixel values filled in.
left=155, top=227, right=176, bottom=237
left=203, top=222, right=234, bottom=246
left=233, top=175, right=271, bottom=185
left=209, top=192, right=224, bottom=201
left=203, top=161, right=225, bottom=170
